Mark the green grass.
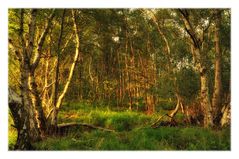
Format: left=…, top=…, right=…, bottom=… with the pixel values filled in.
left=58, top=102, right=155, bottom=131
left=34, top=127, right=230, bottom=150
left=9, top=102, right=231, bottom=150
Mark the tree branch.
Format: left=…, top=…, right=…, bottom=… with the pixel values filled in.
left=31, top=9, right=56, bottom=71
left=178, top=9, right=200, bottom=48
left=19, top=9, right=28, bottom=61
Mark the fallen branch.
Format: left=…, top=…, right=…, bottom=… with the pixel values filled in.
left=57, top=122, right=115, bottom=135
left=151, top=113, right=177, bottom=128
left=150, top=114, right=166, bottom=128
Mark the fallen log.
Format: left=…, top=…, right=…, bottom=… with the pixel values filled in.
left=56, top=122, right=115, bottom=135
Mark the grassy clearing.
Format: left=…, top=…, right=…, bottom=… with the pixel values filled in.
left=9, top=102, right=230, bottom=150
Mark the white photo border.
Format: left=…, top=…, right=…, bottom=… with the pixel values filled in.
left=0, top=0, right=238, bottom=159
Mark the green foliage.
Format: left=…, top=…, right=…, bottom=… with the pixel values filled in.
left=176, top=67, right=200, bottom=100
left=157, top=100, right=176, bottom=110
left=8, top=114, right=17, bottom=150
left=156, top=77, right=175, bottom=99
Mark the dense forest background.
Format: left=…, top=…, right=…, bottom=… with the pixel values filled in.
left=8, top=9, right=230, bottom=150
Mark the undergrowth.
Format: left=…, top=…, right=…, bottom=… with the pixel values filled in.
left=34, top=127, right=230, bottom=150
left=9, top=102, right=231, bottom=150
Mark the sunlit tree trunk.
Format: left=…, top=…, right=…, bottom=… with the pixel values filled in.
left=9, top=9, right=56, bottom=149
left=190, top=46, right=214, bottom=127
left=18, top=9, right=43, bottom=142
left=50, top=10, right=81, bottom=129
left=212, top=10, right=223, bottom=125
left=199, top=64, right=213, bottom=127
left=9, top=58, right=41, bottom=149
left=168, top=93, right=183, bottom=119
left=50, top=10, right=65, bottom=132
left=220, top=94, right=230, bottom=127
left=29, top=70, right=47, bottom=135
left=42, top=52, right=50, bottom=112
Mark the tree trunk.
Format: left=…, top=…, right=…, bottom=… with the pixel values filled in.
left=29, top=71, right=47, bottom=135
left=20, top=61, right=42, bottom=141
left=9, top=9, right=56, bottom=149
left=9, top=88, right=33, bottom=150
left=179, top=10, right=214, bottom=127
left=200, top=68, right=213, bottom=127
left=49, top=10, right=81, bottom=129
left=220, top=104, right=230, bottom=127
left=168, top=94, right=183, bottom=118
left=212, top=10, right=222, bottom=125
left=50, top=10, right=65, bottom=133
left=219, top=92, right=230, bottom=127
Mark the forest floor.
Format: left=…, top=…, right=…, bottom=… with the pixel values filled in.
left=9, top=102, right=230, bottom=150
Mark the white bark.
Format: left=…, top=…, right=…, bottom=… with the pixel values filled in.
left=55, top=10, right=81, bottom=110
